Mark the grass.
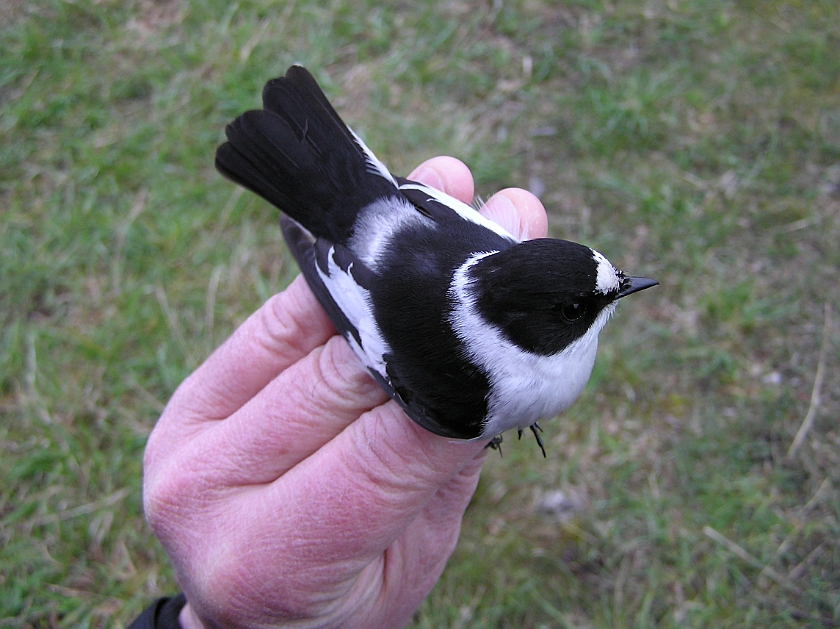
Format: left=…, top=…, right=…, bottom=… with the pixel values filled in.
left=1, top=0, right=839, bottom=626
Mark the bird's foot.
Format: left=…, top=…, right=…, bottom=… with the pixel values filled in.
left=530, top=422, right=546, bottom=457
left=486, top=434, right=504, bottom=456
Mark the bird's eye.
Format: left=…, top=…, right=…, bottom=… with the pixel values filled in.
left=558, top=302, right=586, bottom=323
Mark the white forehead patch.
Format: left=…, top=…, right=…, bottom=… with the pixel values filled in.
left=592, top=250, right=620, bottom=295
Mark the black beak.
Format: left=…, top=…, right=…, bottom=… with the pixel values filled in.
left=616, top=276, right=658, bottom=299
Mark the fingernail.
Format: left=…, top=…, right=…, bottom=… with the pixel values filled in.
left=485, top=194, right=522, bottom=239
left=413, top=167, right=445, bottom=191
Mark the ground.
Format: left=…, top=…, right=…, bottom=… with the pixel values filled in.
left=1, top=1, right=838, bottom=627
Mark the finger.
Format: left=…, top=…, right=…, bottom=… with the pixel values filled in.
left=480, top=188, right=548, bottom=240
left=166, top=336, right=389, bottom=487
left=165, top=275, right=333, bottom=423
left=167, top=447, right=486, bottom=629
left=348, top=449, right=487, bottom=628
left=408, top=156, right=474, bottom=204
left=408, top=159, right=547, bottom=240
left=145, top=275, right=336, bottom=466
left=272, top=405, right=487, bottom=572
left=185, top=408, right=488, bottom=613
left=143, top=337, right=390, bottom=558
left=371, top=448, right=487, bottom=625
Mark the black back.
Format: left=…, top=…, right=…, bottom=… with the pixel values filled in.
left=366, top=195, right=514, bottom=439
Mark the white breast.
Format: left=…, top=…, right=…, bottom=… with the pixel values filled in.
left=448, top=253, right=615, bottom=437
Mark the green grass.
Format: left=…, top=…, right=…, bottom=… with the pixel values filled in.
left=2, top=0, right=839, bottom=626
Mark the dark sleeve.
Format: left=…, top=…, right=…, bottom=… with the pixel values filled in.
left=127, top=594, right=187, bottom=629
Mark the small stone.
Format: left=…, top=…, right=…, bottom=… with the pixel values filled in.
left=534, top=490, right=580, bottom=519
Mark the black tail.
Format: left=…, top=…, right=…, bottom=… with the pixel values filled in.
left=215, top=65, right=397, bottom=243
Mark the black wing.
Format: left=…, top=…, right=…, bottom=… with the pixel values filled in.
left=281, top=215, right=486, bottom=439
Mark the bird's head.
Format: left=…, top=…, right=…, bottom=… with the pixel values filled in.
left=468, top=238, right=657, bottom=356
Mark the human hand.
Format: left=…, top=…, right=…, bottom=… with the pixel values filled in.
left=142, top=156, right=548, bottom=629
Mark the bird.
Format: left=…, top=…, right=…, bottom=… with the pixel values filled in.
left=214, top=65, right=657, bottom=454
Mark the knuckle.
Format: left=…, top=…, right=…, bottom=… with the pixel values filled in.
left=313, top=338, right=384, bottom=411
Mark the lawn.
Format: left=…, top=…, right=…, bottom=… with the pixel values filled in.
left=1, top=0, right=838, bottom=627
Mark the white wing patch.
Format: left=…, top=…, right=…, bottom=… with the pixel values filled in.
left=316, top=246, right=391, bottom=379
left=399, top=182, right=518, bottom=242
left=449, top=253, right=615, bottom=437
left=348, top=197, right=436, bottom=270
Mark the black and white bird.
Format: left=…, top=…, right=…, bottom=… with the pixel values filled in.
left=215, top=65, right=657, bottom=454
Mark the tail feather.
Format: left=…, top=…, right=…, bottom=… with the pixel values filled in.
left=215, top=66, right=397, bottom=243
left=263, top=66, right=355, bottom=149
left=216, top=110, right=312, bottom=210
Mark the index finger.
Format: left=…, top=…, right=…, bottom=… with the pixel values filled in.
left=162, top=274, right=335, bottom=425
left=410, top=156, right=548, bottom=240
left=481, top=188, right=548, bottom=240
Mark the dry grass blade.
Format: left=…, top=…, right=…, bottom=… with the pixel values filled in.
left=155, top=284, right=197, bottom=368
left=703, top=526, right=801, bottom=596
left=25, top=488, right=131, bottom=527
left=788, top=302, right=832, bottom=458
